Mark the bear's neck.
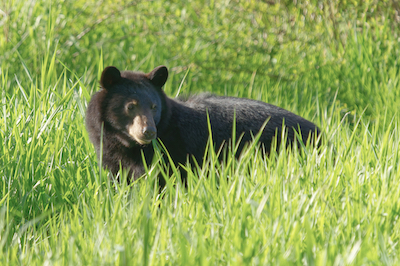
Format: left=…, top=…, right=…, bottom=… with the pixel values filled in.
left=155, top=93, right=174, bottom=135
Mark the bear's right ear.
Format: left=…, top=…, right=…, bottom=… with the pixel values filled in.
left=100, top=66, right=121, bottom=89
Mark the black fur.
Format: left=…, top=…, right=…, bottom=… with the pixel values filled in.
left=86, top=65, right=320, bottom=184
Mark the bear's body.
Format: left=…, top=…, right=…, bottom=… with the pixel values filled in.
left=86, top=66, right=320, bottom=183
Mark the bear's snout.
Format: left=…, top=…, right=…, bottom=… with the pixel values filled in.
left=127, top=113, right=157, bottom=145
left=143, top=126, right=157, bottom=140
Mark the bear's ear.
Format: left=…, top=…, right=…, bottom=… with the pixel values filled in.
left=147, top=65, right=168, bottom=88
left=100, top=66, right=121, bottom=89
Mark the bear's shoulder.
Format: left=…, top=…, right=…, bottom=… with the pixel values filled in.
left=175, top=92, right=212, bottom=102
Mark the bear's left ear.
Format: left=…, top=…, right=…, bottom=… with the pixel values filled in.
left=100, top=66, right=121, bottom=90
left=147, top=65, right=168, bottom=88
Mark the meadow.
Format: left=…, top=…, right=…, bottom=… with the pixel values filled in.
left=1, top=0, right=400, bottom=265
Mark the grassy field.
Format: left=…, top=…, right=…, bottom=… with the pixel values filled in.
left=1, top=0, right=400, bottom=265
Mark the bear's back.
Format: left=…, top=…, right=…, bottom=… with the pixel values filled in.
left=181, top=93, right=315, bottom=130
left=172, top=93, right=319, bottom=154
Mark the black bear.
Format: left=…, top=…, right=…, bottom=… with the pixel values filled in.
left=86, top=65, right=320, bottom=184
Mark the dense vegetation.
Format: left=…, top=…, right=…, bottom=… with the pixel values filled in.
left=1, top=0, right=400, bottom=264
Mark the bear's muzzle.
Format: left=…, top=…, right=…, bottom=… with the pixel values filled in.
left=128, top=114, right=157, bottom=145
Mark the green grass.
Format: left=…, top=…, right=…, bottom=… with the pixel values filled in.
left=1, top=0, right=400, bottom=265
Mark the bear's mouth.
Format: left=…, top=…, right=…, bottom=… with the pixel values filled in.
left=135, top=138, right=153, bottom=145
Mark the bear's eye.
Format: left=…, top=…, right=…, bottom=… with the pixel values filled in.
left=151, top=104, right=157, bottom=110
left=126, top=103, right=135, bottom=111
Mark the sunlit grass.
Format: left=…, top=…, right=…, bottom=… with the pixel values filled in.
left=1, top=0, right=400, bottom=265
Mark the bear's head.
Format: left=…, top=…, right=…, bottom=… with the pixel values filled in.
left=100, top=65, right=168, bottom=146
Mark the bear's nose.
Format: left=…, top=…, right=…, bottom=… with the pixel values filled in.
left=143, top=126, right=157, bottom=140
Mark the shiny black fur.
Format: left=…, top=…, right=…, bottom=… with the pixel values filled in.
left=86, top=65, right=320, bottom=184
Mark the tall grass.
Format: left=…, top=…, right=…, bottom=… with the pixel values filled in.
left=1, top=0, right=400, bottom=264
